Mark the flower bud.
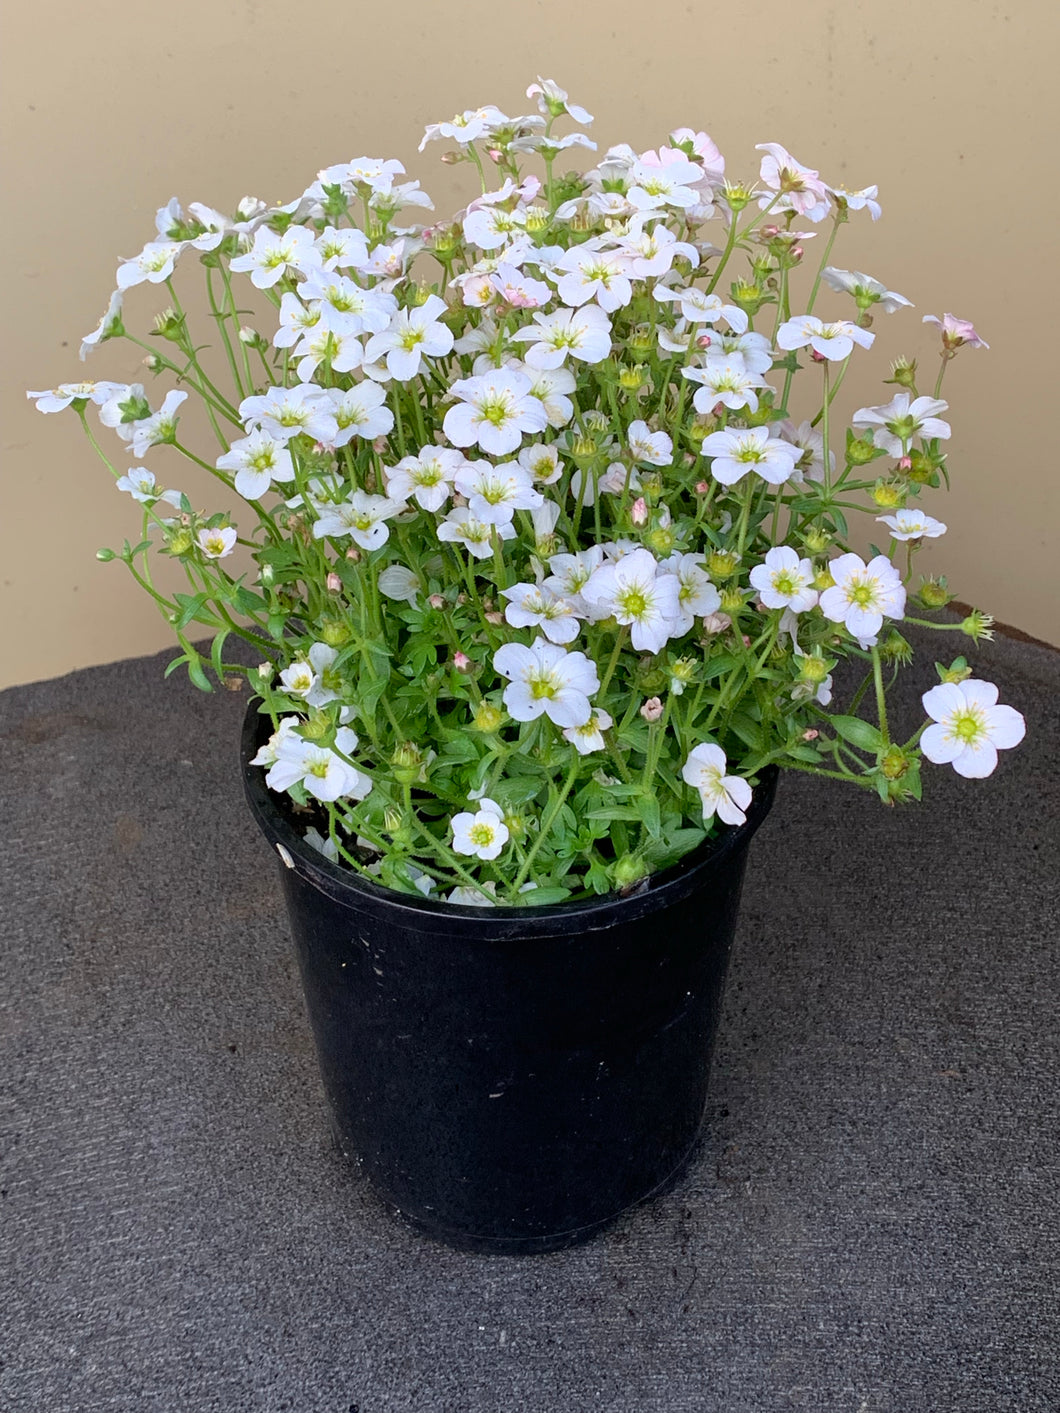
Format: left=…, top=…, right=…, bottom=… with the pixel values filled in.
left=319, top=618, right=352, bottom=647
left=440, top=150, right=460, bottom=165
left=707, top=550, right=740, bottom=579
left=630, top=496, right=649, bottom=527
left=453, top=651, right=472, bottom=672
left=143, top=353, right=165, bottom=373
left=647, top=526, right=675, bottom=555
left=640, top=696, right=664, bottom=723
left=260, top=563, right=275, bottom=586
left=878, top=629, right=914, bottom=665
left=802, top=526, right=831, bottom=554
left=611, top=852, right=650, bottom=891
left=484, top=611, right=504, bottom=625
left=802, top=728, right=820, bottom=742
left=428, top=593, right=446, bottom=610
left=917, top=576, right=953, bottom=609
left=326, top=572, right=342, bottom=592
left=880, top=745, right=912, bottom=781
left=701, top=612, right=732, bottom=636
left=256, top=663, right=272, bottom=683
left=937, top=657, right=972, bottom=684
left=345, top=546, right=361, bottom=563
left=238, top=326, right=268, bottom=351
left=872, top=479, right=907, bottom=509
left=471, top=700, right=504, bottom=733
left=846, top=433, right=878, bottom=466
left=95, top=547, right=117, bottom=562
left=390, top=741, right=425, bottom=784
left=695, top=480, right=710, bottom=495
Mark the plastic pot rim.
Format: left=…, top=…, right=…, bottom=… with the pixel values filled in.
left=241, top=700, right=778, bottom=939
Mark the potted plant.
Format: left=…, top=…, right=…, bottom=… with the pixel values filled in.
left=29, top=78, right=1025, bottom=1254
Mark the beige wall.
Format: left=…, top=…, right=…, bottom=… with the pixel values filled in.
left=3, top=0, right=1058, bottom=690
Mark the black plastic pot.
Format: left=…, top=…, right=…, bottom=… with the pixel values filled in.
left=241, top=706, right=777, bottom=1254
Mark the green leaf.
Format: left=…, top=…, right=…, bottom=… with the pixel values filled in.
left=828, top=714, right=884, bottom=751
left=210, top=629, right=231, bottom=686
left=634, top=792, right=662, bottom=838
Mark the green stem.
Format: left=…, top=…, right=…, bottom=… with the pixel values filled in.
left=510, top=752, right=580, bottom=895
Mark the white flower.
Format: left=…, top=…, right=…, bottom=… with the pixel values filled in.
left=377, top=563, right=421, bottom=605
left=364, top=294, right=454, bottom=381
left=217, top=430, right=295, bottom=500
left=385, top=446, right=465, bottom=512
left=526, top=78, right=593, bottom=125
left=627, top=152, right=706, bottom=211
left=230, top=226, right=321, bottom=288
left=27, top=381, right=121, bottom=413
left=313, top=490, right=404, bottom=550
left=852, top=393, right=951, bottom=456
left=545, top=547, right=605, bottom=614
left=749, top=546, right=819, bottom=613
left=315, top=156, right=406, bottom=195
left=582, top=548, right=681, bottom=654
left=250, top=715, right=301, bottom=767
left=240, top=385, right=337, bottom=445
left=776, top=315, right=875, bottom=360
left=820, top=268, right=913, bottom=313
left=653, top=284, right=748, bottom=334
left=877, top=508, right=947, bottom=541
left=325, top=382, right=395, bottom=447
left=115, top=467, right=182, bottom=507
left=627, top=420, right=673, bottom=466
left=920, top=680, right=1025, bottom=779
left=447, top=884, right=498, bottom=907
left=453, top=460, right=543, bottom=525
left=266, top=726, right=371, bottom=803
left=551, top=245, right=634, bottom=312
left=123, top=390, right=188, bottom=457
left=79, top=291, right=124, bottom=360
left=304, top=826, right=339, bottom=862
left=619, top=220, right=699, bottom=279
left=563, top=708, right=613, bottom=755
left=451, top=798, right=510, bottom=860
left=437, top=508, right=516, bottom=559
left=489, top=264, right=553, bottom=310
left=502, top=582, right=580, bottom=644
left=293, top=325, right=364, bottom=382
left=301, top=272, right=397, bottom=338
left=273, top=292, right=322, bottom=349
left=518, top=442, right=562, bottom=485
left=493, top=638, right=599, bottom=727
left=682, top=359, right=768, bottom=413
left=777, top=419, right=833, bottom=483
left=443, top=368, right=548, bottom=456
left=278, top=642, right=343, bottom=708
left=116, top=241, right=183, bottom=291
left=314, top=224, right=370, bottom=271
left=197, top=525, right=237, bottom=559
left=682, top=743, right=753, bottom=825
left=659, top=553, right=722, bottom=633
left=420, top=106, right=510, bottom=151
left=827, top=183, right=882, bottom=220
left=819, top=552, right=905, bottom=646
left=463, top=204, right=527, bottom=251
left=699, top=426, right=800, bottom=487
left=510, top=305, right=613, bottom=369
left=522, top=365, right=576, bottom=428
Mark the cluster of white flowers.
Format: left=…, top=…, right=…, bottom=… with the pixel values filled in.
left=30, top=78, right=1024, bottom=903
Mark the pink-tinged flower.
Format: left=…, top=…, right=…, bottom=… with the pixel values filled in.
left=493, top=638, right=599, bottom=728
left=682, top=743, right=753, bottom=825
left=756, top=143, right=830, bottom=220
left=777, top=315, right=875, bottom=361
left=436, top=508, right=517, bottom=559
left=526, top=78, right=593, bottom=125
left=453, top=459, right=543, bottom=525
left=443, top=368, right=548, bottom=455
left=230, top=226, right=321, bottom=288
left=27, top=381, right=122, bottom=413
left=501, top=582, right=580, bottom=644
left=852, top=392, right=951, bottom=456
left=826, top=183, right=882, bottom=220
left=490, top=265, right=553, bottom=309
left=582, top=548, right=682, bottom=654
left=451, top=798, right=509, bottom=861
left=640, top=696, right=664, bottom=722
left=562, top=707, right=613, bottom=755
left=364, top=294, right=454, bottom=381
left=749, top=547, right=819, bottom=613
left=920, top=679, right=1025, bottom=779
left=699, top=426, right=800, bottom=487
left=822, top=268, right=912, bottom=313
left=877, top=508, right=947, bottom=541
left=510, top=305, right=613, bottom=369
left=922, top=313, right=989, bottom=351
left=628, top=150, right=706, bottom=211
left=619, top=220, right=699, bottom=279
left=385, top=446, right=466, bottom=512
left=669, top=128, right=726, bottom=188
left=197, top=525, right=237, bottom=559
left=551, top=245, right=634, bottom=312
left=819, top=552, right=905, bottom=646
